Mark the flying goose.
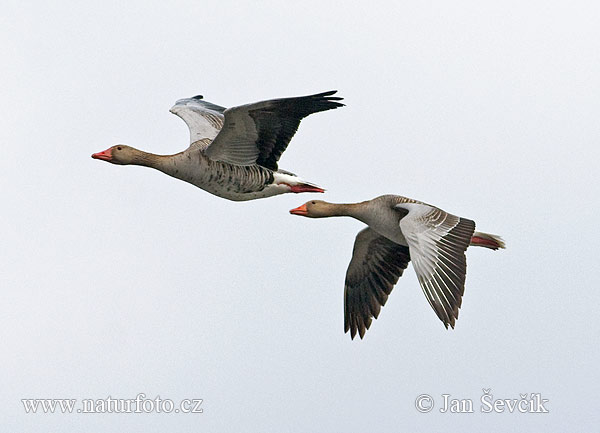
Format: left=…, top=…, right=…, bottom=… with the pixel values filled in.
left=92, top=91, right=344, bottom=201
left=290, top=195, right=505, bottom=339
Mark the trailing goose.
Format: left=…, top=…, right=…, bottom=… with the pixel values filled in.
left=289, top=195, right=505, bottom=339
left=92, top=91, right=343, bottom=201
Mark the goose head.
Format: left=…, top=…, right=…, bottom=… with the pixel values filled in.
left=91, top=145, right=141, bottom=165
left=289, top=200, right=337, bottom=218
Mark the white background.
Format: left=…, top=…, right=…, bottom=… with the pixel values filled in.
left=3, top=0, right=599, bottom=431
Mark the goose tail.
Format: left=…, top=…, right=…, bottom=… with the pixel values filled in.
left=470, top=232, right=505, bottom=250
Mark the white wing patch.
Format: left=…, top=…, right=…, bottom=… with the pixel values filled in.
left=170, top=97, right=225, bottom=146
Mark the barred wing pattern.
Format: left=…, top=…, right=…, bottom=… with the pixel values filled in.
left=344, top=228, right=411, bottom=339
left=396, top=203, right=475, bottom=328
left=204, top=90, right=344, bottom=171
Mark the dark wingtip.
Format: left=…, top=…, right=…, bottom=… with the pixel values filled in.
left=311, top=90, right=345, bottom=106
left=347, top=320, right=357, bottom=340
left=313, top=90, right=338, bottom=97
left=192, top=95, right=204, bottom=100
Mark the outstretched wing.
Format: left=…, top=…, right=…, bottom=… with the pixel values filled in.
left=204, top=90, right=344, bottom=171
left=344, top=228, right=411, bottom=339
left=170, top=95, right=226, bottom=149
left=395, top=203, right=475, bottom=329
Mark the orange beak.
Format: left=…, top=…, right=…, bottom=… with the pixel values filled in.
left=91, top=147, right=113, bottom=161
left=289, top=204, right=308, bottom=216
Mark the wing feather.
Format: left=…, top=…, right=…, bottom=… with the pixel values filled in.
left=344, top=228, right=410, bottom=339
left=396, top=203, right=475, bottom=329
left=205, top=90, right=344, bottom=170
left=170, top=95, right=225, bottom=149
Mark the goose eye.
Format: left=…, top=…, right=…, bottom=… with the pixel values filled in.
left=117, top=146, right=122, bottom=150
left=311, top=201, right=316, bottom=205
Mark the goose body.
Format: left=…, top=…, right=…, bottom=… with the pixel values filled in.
left=92, top=91, right=344, bottom=201
left=290, top=195, right=505, bottom=339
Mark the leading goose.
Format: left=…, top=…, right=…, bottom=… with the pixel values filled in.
left=92, top=91, right=344, bottom=201
left=290, top=195, right=505, bottom=339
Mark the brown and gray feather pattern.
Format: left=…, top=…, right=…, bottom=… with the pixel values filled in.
left=419, top=216, right=475, bottom=329
left=250, top=90, right=344, bottom=171
left=344, top=228, right=411, bottom=339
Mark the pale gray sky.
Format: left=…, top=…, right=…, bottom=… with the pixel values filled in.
left=3, top=0, right=599, bottom=431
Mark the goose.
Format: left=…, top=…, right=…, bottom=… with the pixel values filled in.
left=92, top=91, right=344, bottom=201
left=289, top=195, right=505, bottom=339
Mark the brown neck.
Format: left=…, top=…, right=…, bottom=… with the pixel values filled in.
left=318, top=202, right=369, bottom=220
left=128, top=149, right=175, bottom=171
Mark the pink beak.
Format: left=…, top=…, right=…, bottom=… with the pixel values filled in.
left=289, top=204, right=308, bottom=216
left=91, top=147, right=113, bottom=161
